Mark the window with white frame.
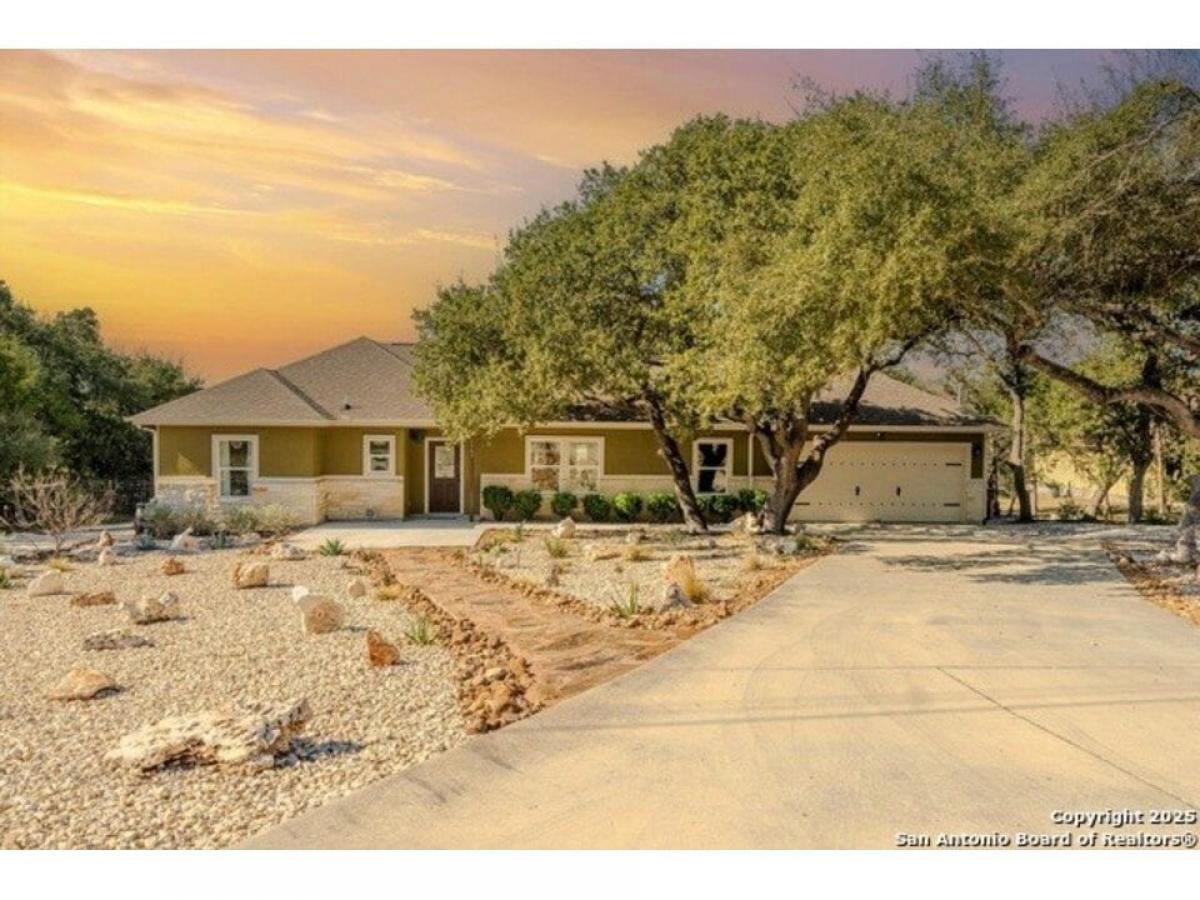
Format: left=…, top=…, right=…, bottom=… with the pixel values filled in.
left=363, top=435, right=395, bottom=477
left=693, top=439, right=732, bottom=493
left=528, top=437, right=601, bottom=492
left=214, top=435, right=256, bottom=498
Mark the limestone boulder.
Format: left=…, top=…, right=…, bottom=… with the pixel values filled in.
left=663, top=553, right=697, bottom=587
left=124, top=591, right=182, bottom=625
left=71, top=590, right=117, bottom=608
left=659, top=581, right=693, bottom=610
left=232, top=561, right=270, bottom=589
left=366, top=629, right=400, bottom=667
left=96, top=530, right=115, bottom=549
left=271, top=543, right=305, bottom=561
left=347, top=576, right=369, bottom=598
left=97, top=548, right=118, bottom=567
left=298, top=594, right=344, bottom=635
left=584, top=544, right=619, bottom=562
left=161, top=557, right=185, bottom=576
left=732, top=511, right=760, bottom=536
left=551, top=517, right=576, bottom=539
left=290, top=585, right=312, bottom=603
left=27, top=571, right=66, bottom=597
left=49, top=666, right=118, bottom=701
left=83, top=629, right=154, bottom=651
left=106, top=698, right=312, bottom=771
left=624, top=529, right=645, bottom=545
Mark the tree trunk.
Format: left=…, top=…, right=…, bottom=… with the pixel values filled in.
left=1006, top=383, right=1033, bottom=522
left=1127, top=459, right=1149, bottom=524
left=1153, top=422, right=1168, bottom=517
left=757, top=430, right=807, bottom=535
left=1088, top=480, right=1114, bottom=519
left=643, top=391, right=707, bottom=533
left=1164, top=475, right=1200, bottom=565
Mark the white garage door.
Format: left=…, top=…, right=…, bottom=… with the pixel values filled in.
left=791, top=441, right=969, bottom=523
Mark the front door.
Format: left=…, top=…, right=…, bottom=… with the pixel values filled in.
left=427, top=440, right=462, bottom=514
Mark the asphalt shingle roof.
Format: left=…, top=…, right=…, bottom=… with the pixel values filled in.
left=131, top=337, right=990, bottom=429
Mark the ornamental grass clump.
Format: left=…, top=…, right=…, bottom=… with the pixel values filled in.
left=610, top=583, right=643, bottom=619
left=543, top=536, right=570, bottom=559
left=404, top=616, right=437, bottom=646
left=318, top=537, right=346, bottom=557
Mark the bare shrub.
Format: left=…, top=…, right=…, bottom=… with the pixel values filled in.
left=1, top=467, right=113, bottom=555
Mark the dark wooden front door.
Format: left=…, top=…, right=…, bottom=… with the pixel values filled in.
left=427, top=440, right=462, bottom=513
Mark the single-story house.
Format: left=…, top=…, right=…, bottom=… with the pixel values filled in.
left=130, top=336, right=995, bottom=524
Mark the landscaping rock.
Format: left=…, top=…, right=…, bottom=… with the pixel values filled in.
left=298, top=594, right=344, bottom=635
left=624, top=529, right=645, bottom=545
left=27, top=571, right=65, bottom=597
left=83, top=629, right=154, bottom=651
left=106, top=698, right=312, bottom=771
left=366, top=629, right=400, bottom=667
left=584, top=544, right=619, bottom=562
left=290, top=585, right=311, bottom=603
left=732, top=512, right=760, bottom=536
left=551, top=517, right=576, bottom=539
left=123, top=591, right=182, bottom=625
left=97, top=548, right=118, bottom=567
left=347, top=576, right=369, bottom=598
left=161, top=557, right=185, bottom=576
left=232, top=561, right=270, bottom=589
left=659, top=581, right=693, bottom=610
left=271, top=543, right=305, bottom=561
left=49, top=666, right=118, bottom=701
left=71, top=590, right=117, bottom=608
left=96, top=530, right=115, bottom=549
left=169, top=527, right=202, bottom=553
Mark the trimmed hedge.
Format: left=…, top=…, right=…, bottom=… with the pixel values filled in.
left=611, top=492, right=643, bottom=522
left=736, top=488, right=769, bottom=513
left=512, top=489, right=543, bottom=521
left=550, top=491, right=578, bottom=518
left=645, top=491, right=681, bottom=523
left=482, top=485, right=515, bottom=521
left=581, top=493, right=613, bottom=522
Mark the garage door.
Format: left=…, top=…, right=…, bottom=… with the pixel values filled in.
left=791, top=441, right=969, bottom=523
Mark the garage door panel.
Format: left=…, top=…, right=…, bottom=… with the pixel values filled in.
left=791, top=441, right=968, bottom=523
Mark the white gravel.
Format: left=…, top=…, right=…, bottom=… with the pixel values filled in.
left=0, top=546, right=466, bottom=849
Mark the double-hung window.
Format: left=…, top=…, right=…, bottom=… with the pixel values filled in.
left=528, top=437, right=601, bottom=492
left=693, top=438, right=732, bottom=493
left=213, top=435, right=257, bottom=499
left=363, top=435, right=395, bottom=477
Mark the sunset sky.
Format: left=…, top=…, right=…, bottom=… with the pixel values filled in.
left=0, top=49, right=1115, bottom=381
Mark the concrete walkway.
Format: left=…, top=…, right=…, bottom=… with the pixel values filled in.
left=247, top=527, right=1200, bottom=849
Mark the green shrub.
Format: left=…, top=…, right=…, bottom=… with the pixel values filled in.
left=700, top=493, right=741, bottom=523
left=582, top=493, right=613, bottom=522
left=610, top=583, right=643, bottom=619
left=174, top=504, right=218, bottom=536
left=221, top=505, right=261, bottom=535
left=482, top=485, right=515, bottom=521
left=139, top=501, right=179, bottom=539
left=512, top=489, right=543, bottom=521
left=256, top=503, right=299, bottom=537
left=612, top=492, right=643, bottom=522
left=405, top=616, right=437, bottom=646
left=134, top=532, right=158, bottom=551
left=735, top=488, right=769, bottom=513
left=318, top=537, right=346, bottom=557
left=543, top=536, right=570, bottom=559
left=646, top=491, right=680, bottom=523
left=550, top=491, right=577, bottom=518
left=0, top=567, right=11, bottom=590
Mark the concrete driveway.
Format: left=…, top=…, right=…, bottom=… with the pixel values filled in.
left=247, top=526, right=1200, bottom=849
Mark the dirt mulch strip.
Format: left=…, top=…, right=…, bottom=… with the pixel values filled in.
left=359, top=542, right=830, bottom=732
left=1104, top=543, right=1200, bottom=628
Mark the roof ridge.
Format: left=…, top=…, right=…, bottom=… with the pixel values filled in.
left=373, top=339, right=416, bottom=368
left=263, top=368, right=333, bottom=419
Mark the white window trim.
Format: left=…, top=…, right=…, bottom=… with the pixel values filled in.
left=424, top=437, right=465, bottom=515
left=362, top=434, right=396, bottom=478
left=692, top=437, right=734, bottom=494
left=211, top=434, right=259, bottom=500
left=524, top=435, right=605, bottom=494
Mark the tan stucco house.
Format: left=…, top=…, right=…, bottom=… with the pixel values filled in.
left=131, top=336, right=994, bottom=524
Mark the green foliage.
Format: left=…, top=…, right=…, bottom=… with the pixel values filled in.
left=0, top=282, right=201, bottom=507
left=511, top=489, right=543, bottom=521
left=138, top=501, right=180, bottom=539
left=543, top=536, right=570, bottom=559
left=550, top=491, right=577, bottom=518
left=646, top=492, right=681, bottom=523
left=1055, top=498, right=1088, bottom=522
left=611, top=492, right=643, bottom=522
left=255, top=504, right=299, bottom=538
left=0, top=567, right=11, bottom=590
left=735, top=488, right=769, bottom=513
left=581, top=493, right=612, bottom=522
left=221, top=505, right=262, bottom=536
left=318, top=538, right=346, bottom=557
left=610, top=582, right=642, bottom=619
left=134, top=532, right=157, bottom=551
left=697, top=493, right=740, bottom=523
left=482, top=485, right=514, bottom=521
left=404, top=616, right=437, bottom=646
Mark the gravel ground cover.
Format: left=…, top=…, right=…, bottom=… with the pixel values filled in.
left=0, top=546, right=465, bottom=849
left=1105, top=532, right=1200, bottom=627
left=473, top=526, right=810, bottom=611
